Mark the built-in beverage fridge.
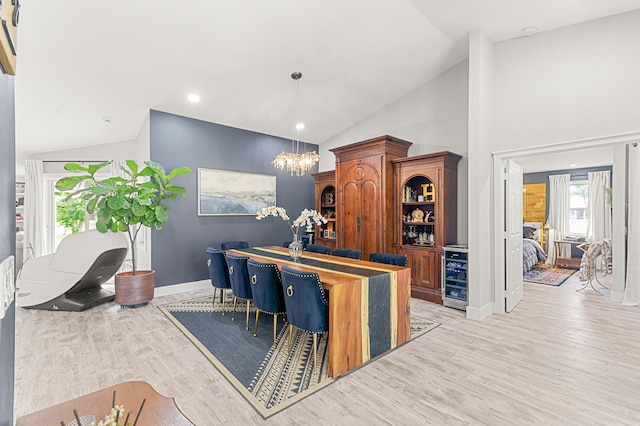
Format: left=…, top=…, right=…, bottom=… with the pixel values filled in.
left=442, top=245, right=468, bottom=310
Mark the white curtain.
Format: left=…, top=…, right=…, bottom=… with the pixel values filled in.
left=23, top=160, right=48, bottom=258
left=546, top=174, right=571, bottom=266
left=623, top=144, right=639, bottom=305
left=110, top=160, right=127, bottom=179
left=587, top=170, right=612, bottom=242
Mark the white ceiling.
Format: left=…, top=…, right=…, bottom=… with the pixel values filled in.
left=14, top=1, right=640, bottom=158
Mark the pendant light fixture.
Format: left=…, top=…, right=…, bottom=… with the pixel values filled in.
left=272, top=72, right=319, bottom=176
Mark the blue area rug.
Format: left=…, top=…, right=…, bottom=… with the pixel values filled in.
left=159, top=296, right=439, bottom=418
left=524, top=267, right=577, bottom=286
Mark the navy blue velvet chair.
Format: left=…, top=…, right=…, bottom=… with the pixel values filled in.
left=226, top=253, right=253, bottom=330
left=280, top=265, right=329, bottom=370
left=368, top=252, right=408, bottom=266
left=306, top=243, right=330, bottom=255
left=221, top=241, right=249, bottom=250
left=206, top=247, right=232, bottom=315
left=332, top=248, right=362, bottom=260
left=246, top=259, right=286, bottom=346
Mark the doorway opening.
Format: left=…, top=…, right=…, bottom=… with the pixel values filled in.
left=492, top=132, right=639, bottom=314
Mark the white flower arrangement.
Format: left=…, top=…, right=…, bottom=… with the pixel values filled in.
left=89, top=405, right=129, bottom=426
left=256, top=206, right=327, bottom=240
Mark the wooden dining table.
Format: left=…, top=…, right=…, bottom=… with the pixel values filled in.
left=228, top=246, right=412, bottom=377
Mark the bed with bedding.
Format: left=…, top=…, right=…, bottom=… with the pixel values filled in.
left=522, top=223, right=546, bottom=273
left=523, top=238, right=547, bottom=273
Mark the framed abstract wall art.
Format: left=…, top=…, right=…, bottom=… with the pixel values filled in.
left=198, top=168, right=276, bottom=216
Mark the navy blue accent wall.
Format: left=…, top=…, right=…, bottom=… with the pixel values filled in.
left=0, top=70, right=16, bottom=426
left=524, top=165, right=613, bottom=222
left=150, top=110, right=317, bottom=286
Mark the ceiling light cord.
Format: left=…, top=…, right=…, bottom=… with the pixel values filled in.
left=272, top=71, right=319, bottom=176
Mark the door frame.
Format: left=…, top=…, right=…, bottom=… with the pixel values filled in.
left=492, top=131, right=640, bottom=314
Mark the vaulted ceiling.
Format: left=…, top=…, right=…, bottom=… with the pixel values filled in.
left=14, top=1, right=640, bottom=158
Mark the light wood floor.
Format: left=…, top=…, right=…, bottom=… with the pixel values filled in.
left=14, top=272, right=640, bottom=425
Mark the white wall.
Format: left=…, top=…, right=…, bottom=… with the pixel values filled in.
left=467, top=30, right=495, bottom=320
left=467, top=10, right=640, bottom=318
left=318, top=59, right=470, bottom=242
left=493, top=10, right=640, bottom=151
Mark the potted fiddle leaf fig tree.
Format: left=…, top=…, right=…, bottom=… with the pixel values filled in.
left=55, top=160, right=192, bottom=307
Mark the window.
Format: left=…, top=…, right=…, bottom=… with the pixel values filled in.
left=569, top=181, right=588, bottom=236
left=45, top=174, right=101, bottom=252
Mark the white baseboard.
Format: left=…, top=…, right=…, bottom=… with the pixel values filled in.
left=154, top=280, right=210, bottom=297
left=466, top=302, right=493, bottom=320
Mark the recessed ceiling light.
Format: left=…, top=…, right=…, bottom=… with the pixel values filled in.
left=296, top=123, right=305, bottom=130
left=188, top=94, right=200, bottom=103
left=569, top=163, right=577, bottom=167
left=522, top=26, right=538, bottom=36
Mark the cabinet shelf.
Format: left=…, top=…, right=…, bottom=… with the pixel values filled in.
left=312, top=171, right=337, bottom=253
left=393, top=152, right=461, bottom=304
left=403, top=202, right=435, bottom=206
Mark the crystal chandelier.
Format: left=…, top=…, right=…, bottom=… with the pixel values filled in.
left=272, top=72, right=319, bottom=176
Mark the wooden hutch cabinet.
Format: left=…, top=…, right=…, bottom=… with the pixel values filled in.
left=331, top=136, right=412, bottom=261
left=392, top=152, right=461, bottom=303
left=311, top=170, right=337, bottom=252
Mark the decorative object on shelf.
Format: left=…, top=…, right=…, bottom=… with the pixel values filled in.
left=272, top=72, right=319, bottom=176
left=425, top=211, right=433, bottom=222
left=55, top=160, right=192, bottom=307
left=256, top=206, right=327, bottom=259
left=324, top=192, right=334, bottom=205
left=411, top=208, right=425, bottom=222
left=421, top=182, right=436, bottom=202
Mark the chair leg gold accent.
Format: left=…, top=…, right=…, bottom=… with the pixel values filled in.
left=232, top=296, right=238, bottom=321
left=288, top=324, right=293, bottom=353
left=212, top=288, right=217, bottom=309
left=313, top=333, right=318, bottom=373
left=253, top=310, right=260, bottom=336
left=245, top=300, right=250, bottom=330
left=272, top=314, right=277, bottom=347
left=221, top=289, right=225, bottom=315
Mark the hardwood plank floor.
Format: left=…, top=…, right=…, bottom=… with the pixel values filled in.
left=14, top=272, right=640, bottom=425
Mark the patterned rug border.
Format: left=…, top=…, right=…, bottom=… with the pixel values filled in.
left=158, top=296, right=439, bottom=418
left=523, top=267, right=577, bottom=286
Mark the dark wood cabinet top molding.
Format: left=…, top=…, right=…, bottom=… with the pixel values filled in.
left=392, top=151, right=462, bottom=168
left=330, top=135, right=412, bottom=163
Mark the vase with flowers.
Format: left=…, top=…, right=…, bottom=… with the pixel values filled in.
left=256, top=206, right=327, bottom=260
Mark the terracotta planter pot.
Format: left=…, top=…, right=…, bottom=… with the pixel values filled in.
left=115, top=270, right=155, bottom=307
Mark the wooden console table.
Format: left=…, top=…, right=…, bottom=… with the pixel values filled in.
left=16, top=381, right=194, bottom=426
left=553, top=240, right=582, bottom=269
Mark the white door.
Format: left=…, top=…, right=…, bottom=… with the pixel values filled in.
left=505, top=160, right=524, bottom=311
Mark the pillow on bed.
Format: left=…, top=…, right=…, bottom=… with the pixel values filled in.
left=523, top=226, right=536, bottom=239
